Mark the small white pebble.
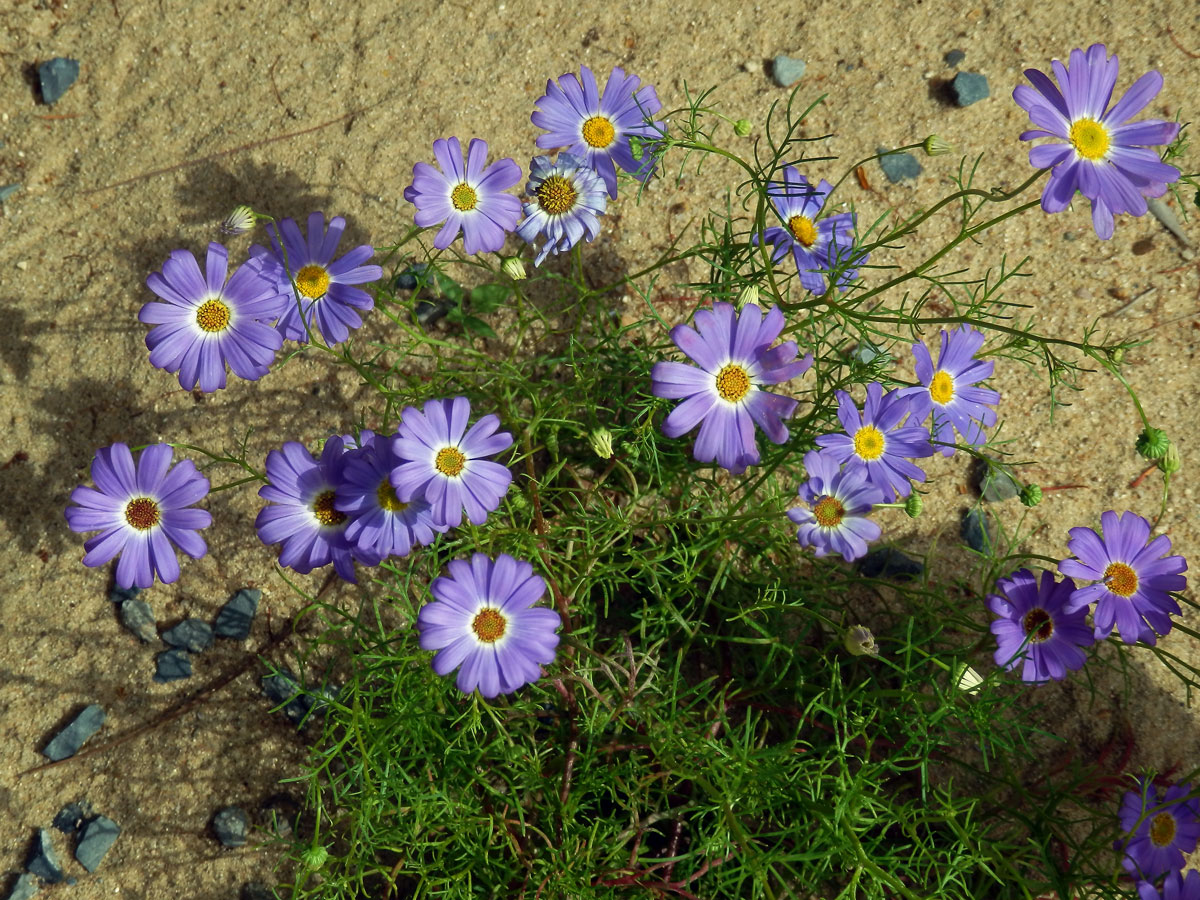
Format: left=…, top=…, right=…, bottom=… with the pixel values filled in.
left=15, top=261, right=27, bottom=271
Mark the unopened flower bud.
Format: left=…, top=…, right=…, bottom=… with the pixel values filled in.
left=844, top=624, right=879, bottom=657
left=1159, top=441, right=1181, bottom=476
left=953, top=662, right=984, bottom=694
left=1019, top=483, right=1043, bottom=507
left=588, top=427, right=614, bottom=460
left=1109, top=346, right=1126, bottom=364
left=219, top=204, right=256, bottom=236
left=736, top=283, right=759, bottom=310
left=1136, top=426, right=1170, bottom=460
left=923, top=134, right=953, bottom=157
left=904, top=493, right=923, bottom=518
left=300, top=845, right=329, bottom=869
left=733, top=118, right=753, bottom=137
left=501, top=256, right=526, bottom=281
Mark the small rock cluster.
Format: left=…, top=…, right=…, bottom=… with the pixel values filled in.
left=6, top=803, right=120, bottom=898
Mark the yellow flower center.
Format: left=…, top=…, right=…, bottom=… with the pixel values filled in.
left=813, top=495, right=845, bottom=528
left=1022, top=607, right=1054, bottom=643
left=375, top=478, right=408, bottom=513
left=715, top=363, right=751, bottom=403
left=435, top=446, right=467, bottom=478
left=451, top=182, right=478, bottom=212
left=472, top=607, right=507, bottom=643
left=124, top=497, right=161, bottom=530
left=536, top=175, right=578, bottom=215
left=581, top=115, right=616, bottom=149
left=295, top=264, right=331, bottom=299
left=1150, top=812, right=1177, bottom=847
left=1068, top=117, right=1110, bottom=161
left=311, top=490, right=346, bottom=527
left=787, top=215, right=818, bottom=247
left=929, top=370, right=955, bottom=405
left=1103, top=561, right=1139, bottom=598
left=853, top=426, right=885, bottom=461
left=195, top=298, right=231, bottom=333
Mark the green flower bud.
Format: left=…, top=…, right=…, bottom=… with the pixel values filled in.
left=219, top=204, right=256, bottom=236
left=501, top=256, right=527, bottom=281
left=923, top=134, right=953, bottom=157
left=300, top=845, right=329, bottom=869
left=1109, top=346, right=1126, bottom=364
left=1159, top=441, right=1181, bottom=475
left=736, top=283, right=759, bottom=310
left=733, top=118, right=753, bottom=137
left=1136, top=426, right=1170, bottom=460
left=904, top=493, right=923, bottom=518
left=844, top=624, right=879, bottom=657
left=1019, top=483, right=1043, bottom=507
left=588, top=427, right=614, bottom=460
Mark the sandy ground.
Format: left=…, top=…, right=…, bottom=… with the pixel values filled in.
left=1, top=0, right=1198, bottom=897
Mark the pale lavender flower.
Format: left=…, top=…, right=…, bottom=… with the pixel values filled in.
left=787, top=449, right=883, bottom=562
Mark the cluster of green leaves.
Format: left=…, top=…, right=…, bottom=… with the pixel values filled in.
left=251, top=88, right=1198, bottom=900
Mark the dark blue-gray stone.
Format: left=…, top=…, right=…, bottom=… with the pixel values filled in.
left=976, top=463, right=1020, bottom=502
left=108, top=584, right=141, bottom=604
left=52, top=801, right=92, bottom=834
left=392, top=263, right=427, bottom=291
left=414, top=297, right=452, bottom=330
left=119, top=598, right=157, bottom=643
left=162, top=618, right=213, bottom=653
left=241, top=883, right=273, bottom=900
left=25, top=829, right=63, bottom=883
left=75, top=816, right=120, bottom=872
left=857, top=548, right=924, bottom=581
left=771, top=54, right=806, bottom=88
left=262, top=671, right=313, bottom=724
left=850, top=342, right=889, bottom=367
left=214, top=589, right=260, bottom=640
left=152, top=648, right=192, bottom=683
left=37, top=58, right=79, bottom=106
left=0, top=183, right=19, bottom=203
left=944, top=49, right=965, bottom=67
left=212, top=806, right=249, bottom=848
left=878, top=149, right=922, bottom=184
left=950, top=72, right=990, bottom=107
left=962, top=508, right=994, bottom=553
left=4, top=873, right=38, bottom=900
left=42, top=704, right=105, bottom=761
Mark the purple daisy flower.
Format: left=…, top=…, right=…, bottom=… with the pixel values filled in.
left=250, top=212, right=383, bottom=346
left=986, top=569, right=1094, bottom=683
left=1059, top=510, right=1187, bottom=645
left=515, top=153, right=608, bottom=266
left=787, top=449, right=883, bottom=562
left=418, top=553, right=562, bottom=698
left=65, top=443, right=211, bottom=589
left=651, top=301, right=814, bottom=475
left=900, top=326, right=999, bottom=457
left=390, top=397, right=513, bottom=530
left=140, top=242, right=289, bottom=393
left=815, top=382, right=933, bottom=500
left=1013, top=43, right=1181, bottom=240
left=1117, top=778, right=1200, bottom=881
left=1139, top=869, right=1200, bottom=900
left=334, top=430, right=448, bottom=564
left=532, top=64, right=665, bottom=199
left=753, top=167, right=864, bottom=294
left=403, top=137, right=522, bottom=255
left=255, top=436, right=357, bottom=583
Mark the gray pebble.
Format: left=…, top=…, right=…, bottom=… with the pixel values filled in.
left=414, top=297, right=452, bottom=330
left=972, top=460, right=1020, bottom=502
left=37, top=57, right=79, bottom=106
left=212, top=806, right=249, bottom=848
left=944, top=49, right=965, bottom=67
left=771, top=54, right=806, bottom=88
left=857, top=547, right=924, bottom=581
left=0, top=183, right=20, bottom=203
left=262, top=671, right=313, bottom=724
left=241, top=883, right=274, bottom=900
left=75, top=816, right=120, bottom=872
left=950, top=71, right=990, bottom=107
left=4, top=873, right=38, bottom=900
left=878, top=149, right=922, bottom=184
left=42, top=704, right=105, bottom=761
left=25, top=830, right=64, bottom=884
left=214, top=588, right=261, bottom=640
left=119, top=599, right=157, bottom=643
left=259, top=793, right=303, bottom=839
left=162, top=618, right=214, bottom=653
left=850, top=341, right=889, bottom=367
left=52, top=801, right=93, bottom=834
left=108, top=584, right=141, bottom=604
left=153, top=648, right=192, bottom=683
left=961, top=508, right=994, bottom=553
